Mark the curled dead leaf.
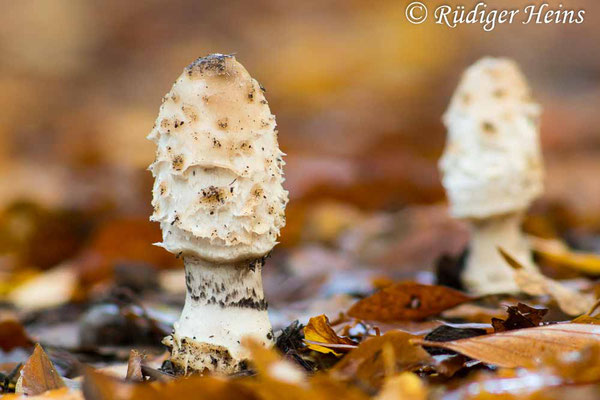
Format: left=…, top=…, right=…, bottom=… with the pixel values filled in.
left=571, top=299, right=600, bottom=325
left=491, top=303, right=548, bottom=332
left=347, top=282, right=474, bottom=322
left=499, top=247, right=595, bottom=316
left=303, top=315, right=357, bottom=355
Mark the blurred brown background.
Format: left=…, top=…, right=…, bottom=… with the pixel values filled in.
left=0, top=0, right=599, bottom=280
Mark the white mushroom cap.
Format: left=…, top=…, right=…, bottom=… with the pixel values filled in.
left=148, top=54, right=288, bottom=264
left=439, top=57, right=544, bottom=219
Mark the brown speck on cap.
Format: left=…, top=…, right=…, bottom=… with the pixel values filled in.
left=161, top=118, right=172, bottom=129
left=482, top=121, right=496, bottom=134
left=217, top=118, right=229, bottom=130
left=172, top=154, right=184, bottom=171
left=185, top=54, right=233, bottom=79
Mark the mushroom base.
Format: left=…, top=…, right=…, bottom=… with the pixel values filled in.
left=462, top=212, right=537, bottom=295
left=165, top=256, right=273, bottom=375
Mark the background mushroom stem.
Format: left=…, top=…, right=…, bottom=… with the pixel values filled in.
left=164, top=256, right=273, bottom=374
left=463, top=212, right=535, bottom=294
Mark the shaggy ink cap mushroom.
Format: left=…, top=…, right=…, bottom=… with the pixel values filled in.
left=148, top=54, right=288, bottom=374
left=439, top=57, right=544, bottom=295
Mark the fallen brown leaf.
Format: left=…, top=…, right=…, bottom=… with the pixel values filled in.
left=491, top=303, right=548, bottom=332
left=571, top=299, right=600, bottom=325
left=531, top=236, right=600, bottom=275
left=83, top=369, right=257, bottom=400
left=303, top=315, right=357, bottom=355
left=125, top=350, right=144, bottom=382
left=414, top=323, right=600, bottom=368
left=375, top=372, right=427, bottom=400
left=499, top=248, right=595, bottom=316
left=347, top=282, right=474, bottom=322
left=242, top=338, right=367, bottom=400
left=331, top=331, right=431, bottom=391
left=2, top=387, right=83, bottom=400
left=0, top=314, right=33, bottom=351
left=16, top=344, right=65, bottom=396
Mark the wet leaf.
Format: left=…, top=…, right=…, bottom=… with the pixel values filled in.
left=499, top=248, right=595, bottom=316
left=303, top=315, right=357, bottom=355
left=347, top=282, right=474, bottom=322
left=331, top=331, right=431, bottom=390
left=414, top=323, right=600, bottom=368
left=491, top=303, right=548, bottom=332
left=17, top=344, right=65, bottom=396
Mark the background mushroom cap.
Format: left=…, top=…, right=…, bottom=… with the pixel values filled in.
left=439, top=57, right=544, bottom=219
left=148, top=54, right=288, bottom=263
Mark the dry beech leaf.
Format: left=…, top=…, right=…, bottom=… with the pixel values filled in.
left=83, top=369, right=257, bottom=400
left=303, top=315, right=357, bottom=355
left=0, top=314, right=33, bottom=351
left=347, top=282, right=474, bottom=322
left=375, top=372, right=427, bottom=400
left=331, top=331, right=431, bottom=390
left=125, top=350, right=144, bottom=382
left=243, top=337, right=306, bottom=385
left=17, top=344, right=65, bottom=396
left=2, top=387, right=83, bottom=400
left=499, top=247, right=595, bottom=316
left=446, top=344, right=600, bottom=399
left=491, top=303, right=548, bottom=332
left=414, top=323, right=600, bottom=369
left=571, top=299, right=600, bottom=325
left=243, top=338, right=369, bottom=400
left=531, top=236, right=600, bottom=275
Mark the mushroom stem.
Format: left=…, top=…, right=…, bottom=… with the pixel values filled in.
left=164, top=256, right=272, bottom=374
left=463, top=212, right=534, bottom=295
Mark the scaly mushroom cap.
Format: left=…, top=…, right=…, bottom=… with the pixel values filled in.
left=148, top=54, right=288, bottom=263
left=439, top=57, right=544, bottom=219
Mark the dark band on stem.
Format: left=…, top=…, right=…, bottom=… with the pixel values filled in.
left=185, top=257, right=268, bottom=310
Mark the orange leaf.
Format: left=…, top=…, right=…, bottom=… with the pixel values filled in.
left=531, top=236, right=600, bottom=275
left=414, top=323, right=600, bottom=369
left=17, top=344, right=65, bottom=396
left=83, top=369, right=257, bottom=400
left=347, top=283, right=473, bottom=322
left=2, top=387, right=82, bottom=400
left=303, top=315, right=357, bottom=355
left=331, top=331, right=431, bottom=390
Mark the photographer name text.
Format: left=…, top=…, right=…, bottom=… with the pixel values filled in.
left=405, top=2, right=585, bottom=31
